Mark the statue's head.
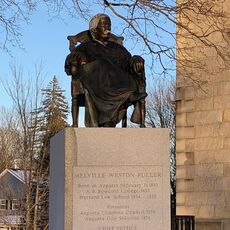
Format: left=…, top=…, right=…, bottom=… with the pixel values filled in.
left=89, top=13, right=111, bottom=42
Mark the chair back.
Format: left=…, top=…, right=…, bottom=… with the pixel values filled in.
left=67, top=30, right=124, bottom=51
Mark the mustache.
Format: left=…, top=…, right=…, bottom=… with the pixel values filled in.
left=104, top=30, right=111, bottom=35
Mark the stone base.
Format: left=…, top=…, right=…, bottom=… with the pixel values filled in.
left=196, top=219, right=230, bottom=230
left=49, top=128, right=170, bottom=230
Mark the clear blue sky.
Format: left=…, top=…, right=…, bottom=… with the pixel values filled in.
left=0, top=6, right=97, bottom=126
left=0, top=4, right=175, bottom=126
left=0, top=6, right=86, bottom=108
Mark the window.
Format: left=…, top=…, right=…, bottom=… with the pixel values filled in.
left=11, top=199, right=20, bottom=210
left=0, top=199, right=8, bottom=210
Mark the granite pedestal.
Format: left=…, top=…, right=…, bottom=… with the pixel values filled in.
left=49, top=128, right=170, bottom=230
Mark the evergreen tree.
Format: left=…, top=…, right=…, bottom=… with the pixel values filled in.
left=41, top=75, right=68, bottom=137
left=40, top=76, right=68, bottom=167
left=30, top=76, right=69, bottom=229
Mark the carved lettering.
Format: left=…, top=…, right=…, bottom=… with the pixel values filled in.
left=73, top=166, right=164, bottom=230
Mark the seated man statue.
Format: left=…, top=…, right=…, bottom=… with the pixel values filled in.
left=65, top=13, right=147, bottom=127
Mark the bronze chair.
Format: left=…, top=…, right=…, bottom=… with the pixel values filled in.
left=66, top=30, right=146, bottom=127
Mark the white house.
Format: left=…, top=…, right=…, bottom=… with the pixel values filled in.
left=0, top=169, right=25, bottom=230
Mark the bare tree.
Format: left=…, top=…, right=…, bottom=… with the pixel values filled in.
left=1, top=64, right=45, bottom=229
left=145, top=79, right=175, bottom=176
left=0, top=0, right=91, bottom=53
left=2, top=0, right=230, bottom=77
left=1, top=66, right=69, bottom=229
left=100, top=1, right=230, bottom=78
left=145, top=78, right=176, bottom=227
left=0, top=108, right=23, bottom=172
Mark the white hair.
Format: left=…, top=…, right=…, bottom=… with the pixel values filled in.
left=89, top=13, right=110, bottom=32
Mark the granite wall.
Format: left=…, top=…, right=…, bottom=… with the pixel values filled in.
left=176, top=1, right=230, bottom=229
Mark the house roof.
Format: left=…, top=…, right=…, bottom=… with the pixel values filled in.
left=0, top=214, right=23, bottom=224
left=0, top=169, right=26, bottom=183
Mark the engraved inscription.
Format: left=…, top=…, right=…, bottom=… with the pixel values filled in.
left=73, top=166, right=163, bottom=230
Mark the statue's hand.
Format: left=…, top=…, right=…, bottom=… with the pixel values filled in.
left=71, top=66, right=77, bottom=77
left=76, top=52, right=88, bottom=66
left=130, top=55, right=144, bottom=73
left=65, top=50, right=88, bottom=77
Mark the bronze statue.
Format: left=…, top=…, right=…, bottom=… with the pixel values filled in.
left=65, top=13, right=147, bottom=127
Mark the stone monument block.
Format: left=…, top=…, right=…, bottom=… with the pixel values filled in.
left=49, top=128, right=170, bottom=230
